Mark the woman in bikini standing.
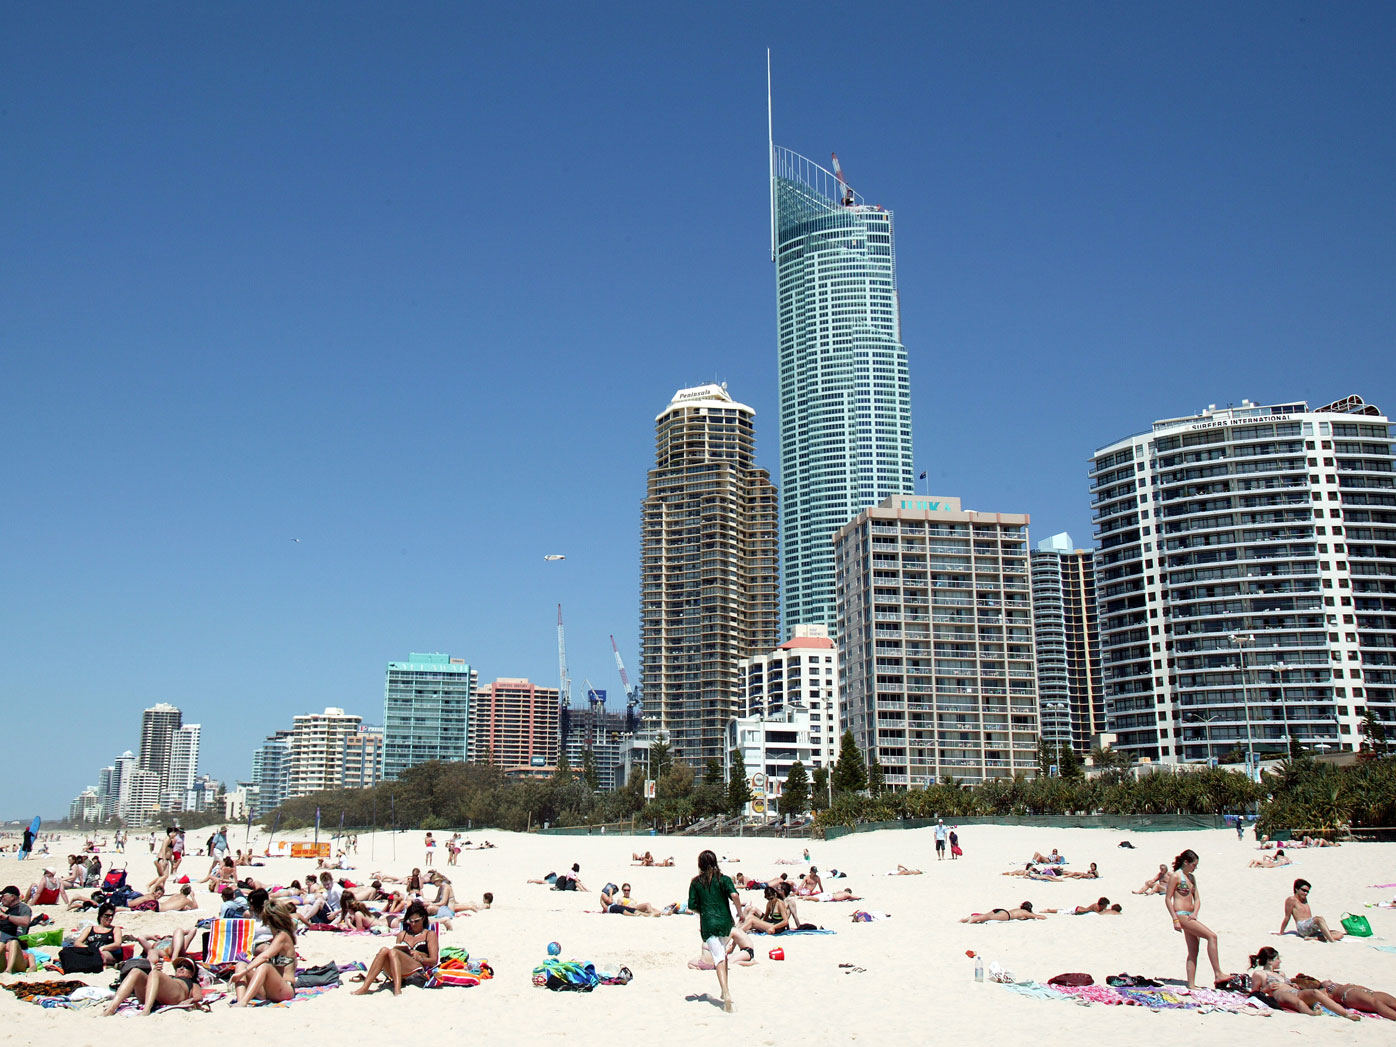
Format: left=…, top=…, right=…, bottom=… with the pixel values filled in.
left=1165, top=849, right=1226, bottom=989
left=352, top=901, right=438, bottom=995
left=230, top=899, right=298, bottom=1006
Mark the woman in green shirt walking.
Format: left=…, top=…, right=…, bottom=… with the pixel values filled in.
left=687, top=849, right=753, bottom=1012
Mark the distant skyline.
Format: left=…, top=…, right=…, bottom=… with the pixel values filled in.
left=3, top=3, right=1394, bottom=816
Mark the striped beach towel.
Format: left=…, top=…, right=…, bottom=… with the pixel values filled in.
left=206, top=919, right=254, bottom=963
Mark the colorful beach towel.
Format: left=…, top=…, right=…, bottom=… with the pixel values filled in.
left=205, top=919, right=254, bottom=963
left=245, top=984, right=339, bottom=1007
left=750, top=928, right=836, bottom=935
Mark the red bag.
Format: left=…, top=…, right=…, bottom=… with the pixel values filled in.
left=1048, top=972, right=1094, bottom=986
left=951, top=845, right=963, bottom=856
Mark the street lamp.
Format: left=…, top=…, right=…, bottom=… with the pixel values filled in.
left=1230, top=633, right=1257, bottom=779
left=1186, top=711, right=1218, bottom=766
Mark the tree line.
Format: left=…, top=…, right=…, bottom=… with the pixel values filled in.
left=259, top=729, right=1396, bottom=839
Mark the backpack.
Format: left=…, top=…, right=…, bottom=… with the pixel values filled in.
left=103, top=869, right=127, bottom=892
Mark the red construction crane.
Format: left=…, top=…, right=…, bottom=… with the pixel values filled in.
left=831, top=152, right=854, bottom=207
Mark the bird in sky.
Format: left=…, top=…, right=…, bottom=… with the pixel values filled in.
left=544, top=554, right=565, bottom=561
left=291, top=538, right=301, bottom=543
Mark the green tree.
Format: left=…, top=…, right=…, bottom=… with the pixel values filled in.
left=867, top=751, right=885, bottom=795
left=811, top=766, right=830, bottom=810
left=692, top=758, right=726, bottom=817
left=1036, top=738, right=1057, bottom=776
left=649, top=739, right=673, bottom=780
left=1058, top=743, right=1085, bottom=781
left=1360, top=713, right=1391, bottom=759
left=552, top=748, right=572, bottom=782
left=727, top=750, right=752, bottom=817
left=580, top=748, right=600, bottom=791
left=832, top=731, right=868, bottom=794
left=783, top=761, right=810, bottom=816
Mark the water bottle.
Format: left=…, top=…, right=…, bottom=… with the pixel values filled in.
left=974, top=956, right=984, bottom=983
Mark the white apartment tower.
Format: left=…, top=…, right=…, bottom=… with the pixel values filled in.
left=737, top=624, right=841, bottom=769
left=163, top=724, right=201, bottom=811
left=1091, top=396, right=1396, bottom=765
left=835, top=495, right=1039, bottom=786
left=287, top=708, right=362, bottom=799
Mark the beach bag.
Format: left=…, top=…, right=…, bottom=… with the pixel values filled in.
left=1341, top=913, right=1373, bottom=937
left=58, top=945, right=105, bottom=974
left=19, top=929, right=62, bottom=948
left=1048, top=972, right=1094, bottom=986
left=951, top=844, right=963, bottom=856
left=294, top=962, right=341, bottom=987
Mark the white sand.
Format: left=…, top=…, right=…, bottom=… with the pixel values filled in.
left=3, top=824, right=1395, bottom=1043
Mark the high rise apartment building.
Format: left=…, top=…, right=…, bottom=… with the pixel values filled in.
left=382, top=653, right=476, bottom=780
left=250, top=730, right=292, bottom=817
left=287, top=708, right=361, bottom=799
left=737, top=624, right=841, bottom=768
left=1091, top=396, right=1396, bottom=764
left=639, top=384, right=780, bottom=766
left=1030, top=534, right=1104, bottom=752
left=471, top=679, right=559, bottom=772
left=770, top=145, right=914, bottom=636
left=163, top=723, right=201, bottom=811
left=343, top=725, right=385, bottom=790
left=138, top=702, right=182, bottom=789
left=835, top=495, right=1039, bottom=786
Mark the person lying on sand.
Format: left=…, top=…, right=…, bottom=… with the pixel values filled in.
left=1250, top=946, right=1359, bottom=1020
left=1069, top=897, right=1122, bottom=915
left=961, top=902, right=1046, bottom=923
left=1032, top=849, right=1066, bottom=865
left=888, top=865, right=923, bottom=875
left=1249, top=849, right=1291, bottom=868
left=1063, top=863, right=1100, bottom=879
left=101, top=955, right=205, bottom=1016
left=1293, top=974, right=1396, bottom=1019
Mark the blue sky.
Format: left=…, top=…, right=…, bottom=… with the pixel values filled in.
left=3, top=3, right=1393, bottom=818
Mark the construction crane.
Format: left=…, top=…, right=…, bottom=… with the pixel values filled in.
left=831, top=152, right=854, bottom=207
left=557, top=604, right=572, bottom=752
left=610, top=634, right=642, bottom=733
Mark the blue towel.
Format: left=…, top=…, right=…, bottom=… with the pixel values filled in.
left=750, top=928, right=836, bottom=936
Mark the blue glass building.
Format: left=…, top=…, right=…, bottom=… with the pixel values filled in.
left=771, top=145, right=914, bottom=636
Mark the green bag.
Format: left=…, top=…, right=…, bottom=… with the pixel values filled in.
left=1341, top=912, right=1373, bottom=938
left=19, top=929, right=62, bottom=947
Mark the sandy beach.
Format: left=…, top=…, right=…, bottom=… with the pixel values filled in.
left=3, top=823, right=1395, bottom=1045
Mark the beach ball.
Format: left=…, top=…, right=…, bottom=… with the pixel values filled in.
left=547, top=941, right=561, bottom=956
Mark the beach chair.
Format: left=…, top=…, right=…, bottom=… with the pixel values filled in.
left=205, top=918, right=254, bottom=963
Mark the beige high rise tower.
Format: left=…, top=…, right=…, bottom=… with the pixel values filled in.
left=639, top=384, right=780, bottom=766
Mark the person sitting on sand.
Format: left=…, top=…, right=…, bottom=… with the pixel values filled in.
left=353, top=901, right=438, bottom=996
left=1294, top=973, right=1396, bottom=1019
left=796, top=867, right=824, bottom=896
left=336, top=894, right=380, bottom=931
left=73, top=902, right=125, bottom=967
left=1249, top=946, right=1359, bottom=1020
left=1133, top=865, right=1169, bottom=895
left=888, top=865, right=924, bottom=875
left=22, top=867, right=68, bottom=907
left=1064, top=862, right=1100, bottom=880
left=739, top=886, right=791, bottom=934
left=961, top=901, right=1046, bottom=923
left=101, top=954, right=205, bottom=1016
left=1280, top=878, right=1345, bottom=941
left=231, top=899, right=298, bottom=1006
left=633, top=851, right=655, bottom=866
left=1249, top=849, right=1291, bottom=868
left=59, top=855, right=89, bottom=889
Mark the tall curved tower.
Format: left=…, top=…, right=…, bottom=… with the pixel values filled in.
left=771, top=140, right=915, bottom=637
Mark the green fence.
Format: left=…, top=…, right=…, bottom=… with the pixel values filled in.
left=822, top=813, right=1228, bottom=840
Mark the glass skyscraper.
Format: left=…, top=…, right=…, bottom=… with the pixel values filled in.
left=771, top=145, right=914, bottom=636
left=381, top=653, right=476, bottom=780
